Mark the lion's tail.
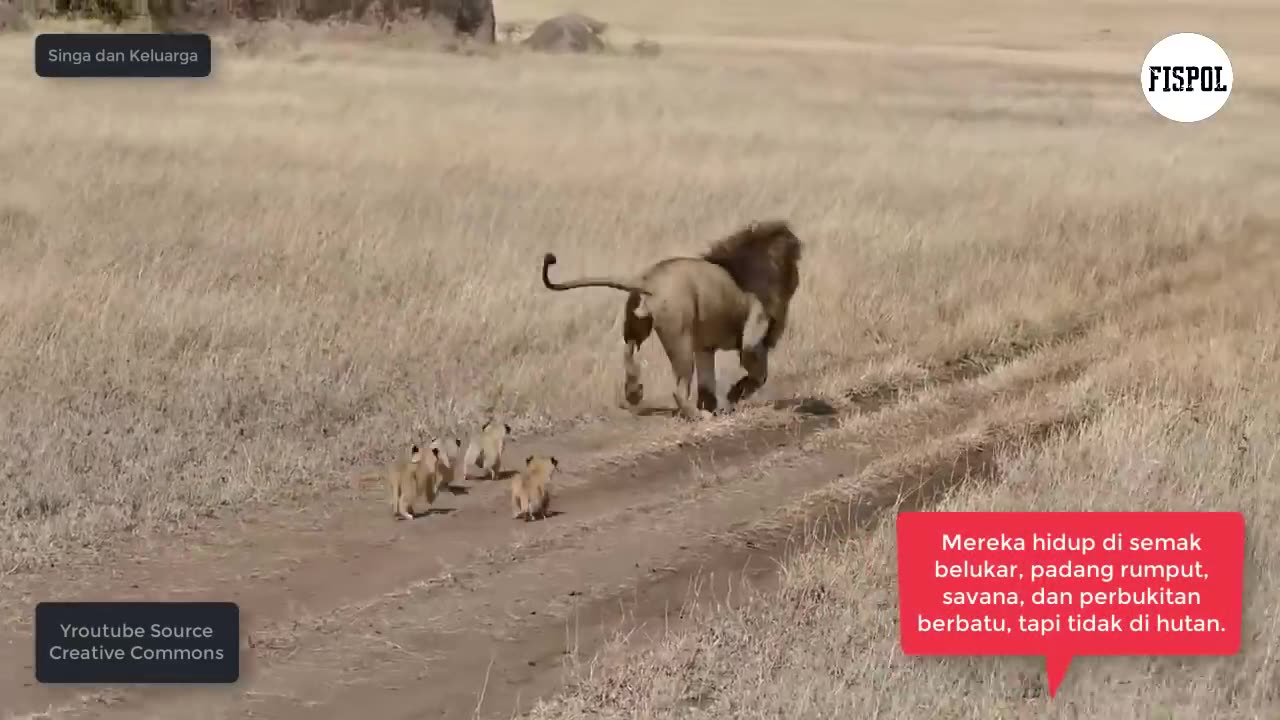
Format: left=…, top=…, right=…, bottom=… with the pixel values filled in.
left=541, top=253, right=650, bottom=295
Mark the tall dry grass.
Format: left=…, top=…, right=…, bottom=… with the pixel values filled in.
left=1, top=0, right=1277, bottom=595
left=529, top=286, right=1280, bottom=718
left=484, top=3, right=1279, bottom=717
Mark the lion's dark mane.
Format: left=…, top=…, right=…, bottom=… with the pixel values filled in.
left=701, top=220, right=802, bottom=349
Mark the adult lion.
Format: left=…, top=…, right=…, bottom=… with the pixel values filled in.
left=541, top=220, right=802, bottom=420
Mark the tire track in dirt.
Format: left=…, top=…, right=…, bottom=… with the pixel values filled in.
left=5, top=306, right=1092, bottom=720
left=194, top=351, right=1097, bottom=720
left=491, top=409, right=1093, bottom=720
left=37, top=286, right=1131, bottom=717
left=2, top=227, right=1273, bottom=719
left=30, top=318, right=1104, bottom=720
left=367, top=348, right=1093, bottom=631
left=204, top=234, right=1277, bottom=720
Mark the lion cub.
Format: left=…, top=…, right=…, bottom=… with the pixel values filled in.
left=352, top=444, right=441, bottom=520
left=512, top=454, right=557, bottom=521
left=430, top=436, right=463, bottom=494
left=463, top=420, right=510, bottom=481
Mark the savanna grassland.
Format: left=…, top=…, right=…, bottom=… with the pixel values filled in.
left=0, top=0, right=1278, bottom=717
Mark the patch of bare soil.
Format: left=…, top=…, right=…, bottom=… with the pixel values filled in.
left=0, top=230, right=1272, bottom=720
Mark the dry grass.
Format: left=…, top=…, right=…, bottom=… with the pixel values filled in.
left=531, top=330, right=1280, bottom=718
left=529, top=228, right=1280, bottom=717
left=2, top=8, right=1279, bottom=716
left=465, top=4, right=1280, bottom=716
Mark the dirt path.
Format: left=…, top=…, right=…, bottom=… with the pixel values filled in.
left=0, top=369, right=1070, bottom=720
left=2, top=228, right=1274, bottom=720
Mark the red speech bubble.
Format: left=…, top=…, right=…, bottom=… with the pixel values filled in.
left=896, top=512, right=1244, bottom=697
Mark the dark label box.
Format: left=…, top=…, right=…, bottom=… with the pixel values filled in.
left=35, top=33, right=212, bottom=78
left=35, top=602, right=239, bottom=683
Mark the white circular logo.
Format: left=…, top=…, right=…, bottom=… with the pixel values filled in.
left=1141, top=33, right=1233, bottom=123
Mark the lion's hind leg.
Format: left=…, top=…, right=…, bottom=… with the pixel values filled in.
left=512, top=488, right=526, bottom=520
left=622, top=292, right=653, bottom=407
left=695, top=350, right=718, bottom=413
left=656, top=327, right=705, bottom=421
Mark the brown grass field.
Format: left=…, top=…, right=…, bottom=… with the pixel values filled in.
left=1, top=0, right=1279, bottom=717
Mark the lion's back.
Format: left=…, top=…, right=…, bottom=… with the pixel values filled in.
left=640, top=258, right=749, bottom=348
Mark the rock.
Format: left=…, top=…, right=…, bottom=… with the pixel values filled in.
left=523, top=13, right=607, bottom=54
